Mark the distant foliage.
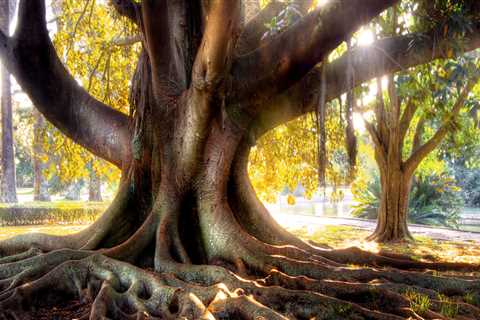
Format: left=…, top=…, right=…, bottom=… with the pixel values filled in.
left=352, top=173, right=463, bottom=228
left=452, top=166, right=480, bottom=207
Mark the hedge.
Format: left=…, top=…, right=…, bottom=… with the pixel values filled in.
left=0, top=202, right=108, bottom=226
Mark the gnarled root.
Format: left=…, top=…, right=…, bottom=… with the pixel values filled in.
left=0, top=182, right=140, bottom=258
left=0, top=222, right=479, bottom=319
left=0, top=187, right=479, bottom=318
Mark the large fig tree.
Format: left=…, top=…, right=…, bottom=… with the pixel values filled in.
left=0, top=0, right=480, bottom=318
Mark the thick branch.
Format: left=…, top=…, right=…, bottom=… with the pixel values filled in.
left=247, top=27, right=480, bottom=138
left=404, top=76, right=479, bottom=174
left=192, top=0, right=241, bottom=93
left=0, top=0, right=131, bottom=167
left=110, top=0, right=139, bottom=23
left=236, top=0, right=284, bottom=55
left=231, top=0, right=397, bottom=104
left=140, top=0, right=204, bottom=94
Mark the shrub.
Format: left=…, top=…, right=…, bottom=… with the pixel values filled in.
left=0, top=202, right=107, bottom=226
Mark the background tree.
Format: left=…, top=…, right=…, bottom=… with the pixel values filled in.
left=0, top=1, right=480, bottom=318
left=0, top=0, right=16, bottom=203
left=32, top=109, right=51, bottom=201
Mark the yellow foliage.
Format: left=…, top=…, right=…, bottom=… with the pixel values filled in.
left=42, top=0, right=141, bottom=185
left=249, top=100, right=352, bottom=202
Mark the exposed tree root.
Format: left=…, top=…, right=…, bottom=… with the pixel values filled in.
left=0, top=187, right=479, bottom=319
left=1, top=247, right=478, bottom=320
left=0, top=183, right=139, bottom=257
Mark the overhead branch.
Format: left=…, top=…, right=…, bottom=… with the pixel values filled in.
left=0, top=0, right=131, bottom=168
left=236, top=0, right=314, bottom=55
left=110, top=0, right=139, bottom=23
left=192, top=0, right=241, bottom=94
left=246, top=26, right=480, bottom=139
left=231, top=0, right=397, bottom=105
left=404, top=76, right=479, bottom=175
left=236, top=0, right=283, bottom=55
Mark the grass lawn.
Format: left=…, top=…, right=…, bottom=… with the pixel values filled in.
left=0, top=223, right=477, bottom=265
left=0, top=201, right=108, bottom=209
left=289, top=225, right=480, bottom=265
left=0, top=225, right=88, bottom=241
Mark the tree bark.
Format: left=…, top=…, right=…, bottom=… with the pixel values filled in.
left=0, top=0, right=16, bottom=203
left=369, top=167, right=413, bottom=242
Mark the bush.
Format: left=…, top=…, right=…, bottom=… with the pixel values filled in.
left=0, top=201, right=107, bottom=226
left=352, top=173, right=463, bottom=228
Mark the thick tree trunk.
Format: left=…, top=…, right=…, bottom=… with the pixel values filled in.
left=32, top=109, right=50, bottom=202
left=368, top=169, right=413, bottom=242
left=0, top=0, right=16, bottom=203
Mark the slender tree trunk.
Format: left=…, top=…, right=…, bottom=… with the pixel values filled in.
left=369, top=167, right=413, bottom=242
left=88, top=160, right=102, bottom=202
left=32, top=109, right=50, bottom=202
left=0, top=0, right=16, bottom=203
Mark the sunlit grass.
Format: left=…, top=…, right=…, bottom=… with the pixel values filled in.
left=0, top=225, right=87, bottom=241
left=0, top=223, right=478, bottom=266
left=438, top=293, right=459, bottom=318
left=404, top=289, right=431, bottom=315
left=289, top=225, right=480, bottom=264
left=0, top=201, right=108, bottom=209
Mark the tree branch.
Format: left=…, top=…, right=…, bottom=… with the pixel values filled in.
left=404, top=76, right=479, bottom=175
left=375, top=77, right=390, bottom=144
left=246, top=26, right=480, bottom=139
left=236, top=0, right=314, bottom=55
left=231, top=0, right=397, bottom=104
left=0, top=0, right=131, bottom=168
left=110, top=0, right=139, bottom=23
left=399, top=98, right=419, bottom=143
left=192, top=0, right=241, bottom=93
left=411, top=116, right=425, bottom=154
left=363, top=119, right=387, bottom=169
left=236, top=0, right=284, bottom=55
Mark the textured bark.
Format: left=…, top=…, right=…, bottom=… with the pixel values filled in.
left=32, top=109, right=50, bottom=202
left=369, top=167, right=413, bottom=242
left=0, top=0, right=16, bottom=203
left=0, top=1, right=478, bottom=319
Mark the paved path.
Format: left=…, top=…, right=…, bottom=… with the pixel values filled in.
left=272, top=213, right=480, bottom=243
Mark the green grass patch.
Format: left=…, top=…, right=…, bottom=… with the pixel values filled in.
left=289, top=225, right=480, bottom=265
left=438, top=294, right=459, bottom=318
left=404, top=289, right=431, bottom=315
